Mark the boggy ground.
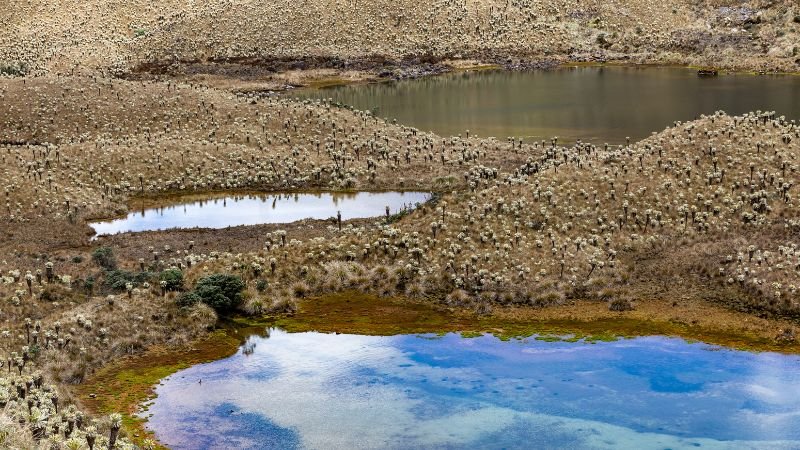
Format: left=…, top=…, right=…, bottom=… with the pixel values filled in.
left=0, top=73, right=799, bottom=448
left=78, top=291, right=800, bottom=448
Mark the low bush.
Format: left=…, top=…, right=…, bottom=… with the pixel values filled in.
left=0, top=63, right=28, bottom=77
left=103, top=270, right=152, bottom=292
left=159, top=269, right=184, bottom=292
left=91, top=247, right=117, bottom=270
left=180, top=274, right=245, bottom=313
left=176, top=291, right=201, bottom=308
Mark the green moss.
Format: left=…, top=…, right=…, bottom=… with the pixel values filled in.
left=273, top=291, right=800, bottom=353
left=460, top=331, right=483, bottom=338
left=75, top=325, right=265, bottom=448
left=585, top=333, right=620, bottom=343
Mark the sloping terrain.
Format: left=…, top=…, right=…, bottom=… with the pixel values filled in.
left=1, top=0, right=798, bottom=75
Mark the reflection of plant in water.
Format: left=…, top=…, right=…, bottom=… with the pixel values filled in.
left=0, top=69, right=799, bottom=447
left=242, top=341, right=257, bottom=356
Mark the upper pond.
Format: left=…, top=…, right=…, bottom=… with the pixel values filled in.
left=146, top=330, right=800, bottom=449
left=90, top=191, right=430, bottom=235
left=295, top=66, right=800, bottom=144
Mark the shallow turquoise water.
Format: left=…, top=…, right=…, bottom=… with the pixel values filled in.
left=145, top=330, right=800, bottom=449
left=90, top=191, right=430, bottom=235
left=294, top=66, right=800, bottom=144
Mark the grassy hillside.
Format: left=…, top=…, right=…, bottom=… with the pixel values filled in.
left=1, top=0, right=797, bottom=75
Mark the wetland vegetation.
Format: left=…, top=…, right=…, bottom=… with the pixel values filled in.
left=1, top=0, right=799, bottom=448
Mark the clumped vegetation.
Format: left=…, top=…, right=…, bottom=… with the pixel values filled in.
left=178, top=274, right=244, bottom=313
left=0, top=0, right=798, bottom=77
left=0, top=62, right=28, bottom=77
left=102, top=270, right=151, bottom=293
left=91, top=247, right=117, bottom=271
left=0, top=0, right=798, bottom=447
left=158, top=268, right=184, bottom=292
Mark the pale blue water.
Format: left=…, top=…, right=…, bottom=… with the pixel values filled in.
left=90, top=191, right=430, bottom=235
left=145, top=330, right=800, bottom=449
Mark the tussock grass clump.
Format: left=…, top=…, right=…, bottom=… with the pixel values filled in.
left=0, top=72, right=798, bottom=447
left=0, top=0, right=797, bottom=75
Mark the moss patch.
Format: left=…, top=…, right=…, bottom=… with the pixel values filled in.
left=75, top=291, right=800, bottom=448
left=276, top=291, right=800, bottom=353
left=74, top=324, right=265, bottom=448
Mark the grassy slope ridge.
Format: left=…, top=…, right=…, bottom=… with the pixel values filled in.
left=0, top=77, right=798, bottom=318
left=0, top=0, right=798, bottom=75
left=0, top=6, right=798, bottom=444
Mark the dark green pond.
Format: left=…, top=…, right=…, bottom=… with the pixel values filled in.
left=295, top=66, right=800, bottom=144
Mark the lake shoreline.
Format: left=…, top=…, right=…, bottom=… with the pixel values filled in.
left=123, top=53, right=800, bottom=94
left=74, top=291, right=800, bottom=448
left=86, top=188, right=438, bottom=224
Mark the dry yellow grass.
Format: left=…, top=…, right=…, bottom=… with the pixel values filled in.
left=0, top=3, right=798, bottom=446
left=1, top=0, right=798, bottom=76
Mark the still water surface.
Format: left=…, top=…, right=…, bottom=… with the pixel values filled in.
left=146, top=330, right=800, bottom=449
left=295, top=66, right=800, bottom=143
left=90, top=191, right=430, bottom=235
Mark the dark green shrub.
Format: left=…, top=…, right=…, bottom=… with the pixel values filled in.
left=91, top=247, right=117, bottom=270
left=255, top=279, right=268, bottom=292
left=176, top=291, right=201, bottom=308
left=193, top=274, right=245, bottom=313
left=0, top=63, right=28, bottom=77
left=84, top=276, right=95, bottom=295
left=159, top=269, right=184, bottom=292
left=194, top=284, right=231, bottom=311
left=103, top=270, right=151, bottom=292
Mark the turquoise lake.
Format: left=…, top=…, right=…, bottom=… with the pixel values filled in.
left=145, top=330, right=800, bottom=449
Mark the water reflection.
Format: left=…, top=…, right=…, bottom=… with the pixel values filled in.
left=90, top=191, right=430, bottom=235
left=146, top=330, right=800, bottom=449
left=295, top=66, right=800, bottom=144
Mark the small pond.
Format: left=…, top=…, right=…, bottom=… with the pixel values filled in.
left=145, top=330, right=800, bottom=449
left=294, top=66, right=800, bottom=144
left=90, top=191, right=430, bottom=235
